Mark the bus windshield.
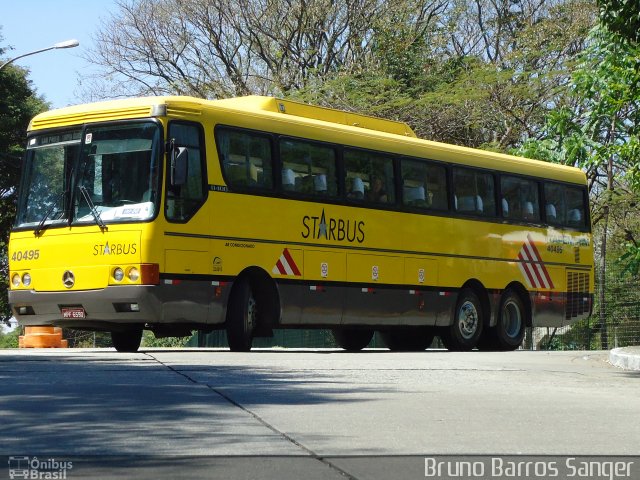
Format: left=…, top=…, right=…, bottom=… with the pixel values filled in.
left=16, top=130, right=82, bottom=229
left=74, top=122, right=161, bottom=224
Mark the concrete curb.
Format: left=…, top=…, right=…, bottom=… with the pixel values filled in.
left=609, top=347, right=640, bottom=371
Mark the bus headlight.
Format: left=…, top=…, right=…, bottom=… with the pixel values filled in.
left=113, top=267, right=124, bottom=282
left=22, top=273, right=32, bottom=287
left=11, top=273, right=21, bottom=287
left=127, top=267, right=140, bottom=282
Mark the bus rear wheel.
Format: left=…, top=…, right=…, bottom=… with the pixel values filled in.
left=332, top=328, right=373, bottom=352
left=111, top=328, right=142, bottom=353
left=381, top=327, right=435, bottom=351
left=441, top=289, right=483, bottom=351
left=495, top=289, right=526, bottom=351
left=226, top=279, right=256, bottom=352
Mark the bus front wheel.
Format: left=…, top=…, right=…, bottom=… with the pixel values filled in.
left=441, top=289, right=483, bottom=351
left=226, top=280, right=256, bottom=352
left=332, top=328, right=373, bottom=352
left=111, top=328, right=142, bottom=353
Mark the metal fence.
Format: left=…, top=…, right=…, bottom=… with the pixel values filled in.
left=527, top=263, right=640, bottom=351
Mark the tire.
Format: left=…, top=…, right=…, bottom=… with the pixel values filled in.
left=332, top=328, right=374, bottom=352
left=495, top=289, right=526, bottom=351
left=111, top=328, right=142, bottom=353
left=381, top=327, right=435, bottom=351
left=441, top=289, right=483, bottom=351
left=226, top=280, right=256, bottom=352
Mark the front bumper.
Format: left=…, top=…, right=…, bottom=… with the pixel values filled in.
left=9, top=281, right=229, bottom=329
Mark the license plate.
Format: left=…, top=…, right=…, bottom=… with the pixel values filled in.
left=61, top=307, right=86, bottom=319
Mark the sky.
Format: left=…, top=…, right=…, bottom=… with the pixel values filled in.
left=1, top=0, right=119, bottom=109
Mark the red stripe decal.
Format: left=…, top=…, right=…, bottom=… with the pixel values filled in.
left=282, top=248, right=301, bottom=276
left=518, top=252, right=538, bottom=288
left=526, top=235, right=554, bottom=288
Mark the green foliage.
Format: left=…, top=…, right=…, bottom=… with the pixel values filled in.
left=597, top=0, right=640, bottom=43
left=618, top=244, right=640, bottom=277
left=141, top=330, right=193, bottom=348
left=517, top=25, right=640, bottom=281
left=523, top=26, right=640, bottom=173
left=0, top=327, right=19, bottom=348
left=538, top=258, right=640, bottom=351
left=63, top=329, right=112, bottom=348
left=293, top=0, right=596, bottom=152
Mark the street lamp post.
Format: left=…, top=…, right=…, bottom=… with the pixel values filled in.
left=0, top=39, right=80, bottom=72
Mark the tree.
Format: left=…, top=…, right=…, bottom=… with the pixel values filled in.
left=82, top=0, right=447, bottom=100
left=0, top=327, right=19, bottom=348
left=84, top=0, right=596, bottom=154
left=294, top=0, right=596, bottom=151
left=0, top=31, right=48, bottom=322
left=597, top=0, right=640, bottom=43
left=596, top=0, right=640, bottom=283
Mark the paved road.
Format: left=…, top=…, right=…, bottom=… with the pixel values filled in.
left=1, top=349, right=638, bottom=479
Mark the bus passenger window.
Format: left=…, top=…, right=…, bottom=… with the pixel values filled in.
left=544, top=183, right=565, bottom=225
left=400, top=158, right=447, bottom=210
left=279, top=139, right=337, bottom=197
left=500, top=175, right=540, bottom=222
left=166, top=122, right=206, bottom=222
left=217, top=129, right=273, bottom=190
left=344, top=149, right=395, bottom=204
left=453, top=167, right=495, bottom=216
left=565, top=186, right=586, bottom=228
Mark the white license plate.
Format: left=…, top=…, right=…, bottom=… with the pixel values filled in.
left=61, top=307, right=86, bottom=319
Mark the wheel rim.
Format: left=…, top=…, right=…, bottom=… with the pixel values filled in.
left=246, top=293, right=257, bottom=330
left=458, top=300, right=479, bottom=340
left=502, top=300, right=522, bottom=339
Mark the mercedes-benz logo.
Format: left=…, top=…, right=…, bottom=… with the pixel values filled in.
left=62, top=271, right=75, bottom=289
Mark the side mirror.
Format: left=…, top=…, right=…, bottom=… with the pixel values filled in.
left=171, top=146, right=188, bottom=187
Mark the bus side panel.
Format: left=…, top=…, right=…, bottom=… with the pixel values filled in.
left=158, top=279, right=215, bottom=324
left=278, top=282, right=344, bottom=326
left=528, top=264, right=562, bottom=327
left=342, top=286, right=412, bottom=326
left=531, top=292, right=565, bottom=327
left=276, top=249, right=346, bottom=326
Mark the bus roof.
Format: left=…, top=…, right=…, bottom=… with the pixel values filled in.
left=28, top=95, right=586, bottom=185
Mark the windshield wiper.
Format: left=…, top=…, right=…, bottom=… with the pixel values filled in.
left=34, top=192, right=66, bottom=237
left=79, top=185, right=107, bottom=231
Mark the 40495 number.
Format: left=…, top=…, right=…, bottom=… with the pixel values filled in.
left=11, top=250, right=40, bottom=261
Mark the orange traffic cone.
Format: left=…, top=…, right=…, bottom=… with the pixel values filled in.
left=19, top=326, right=68, bottom=348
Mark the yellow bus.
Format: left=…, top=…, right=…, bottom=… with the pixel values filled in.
left=8, top=96, right=593, bottom=352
